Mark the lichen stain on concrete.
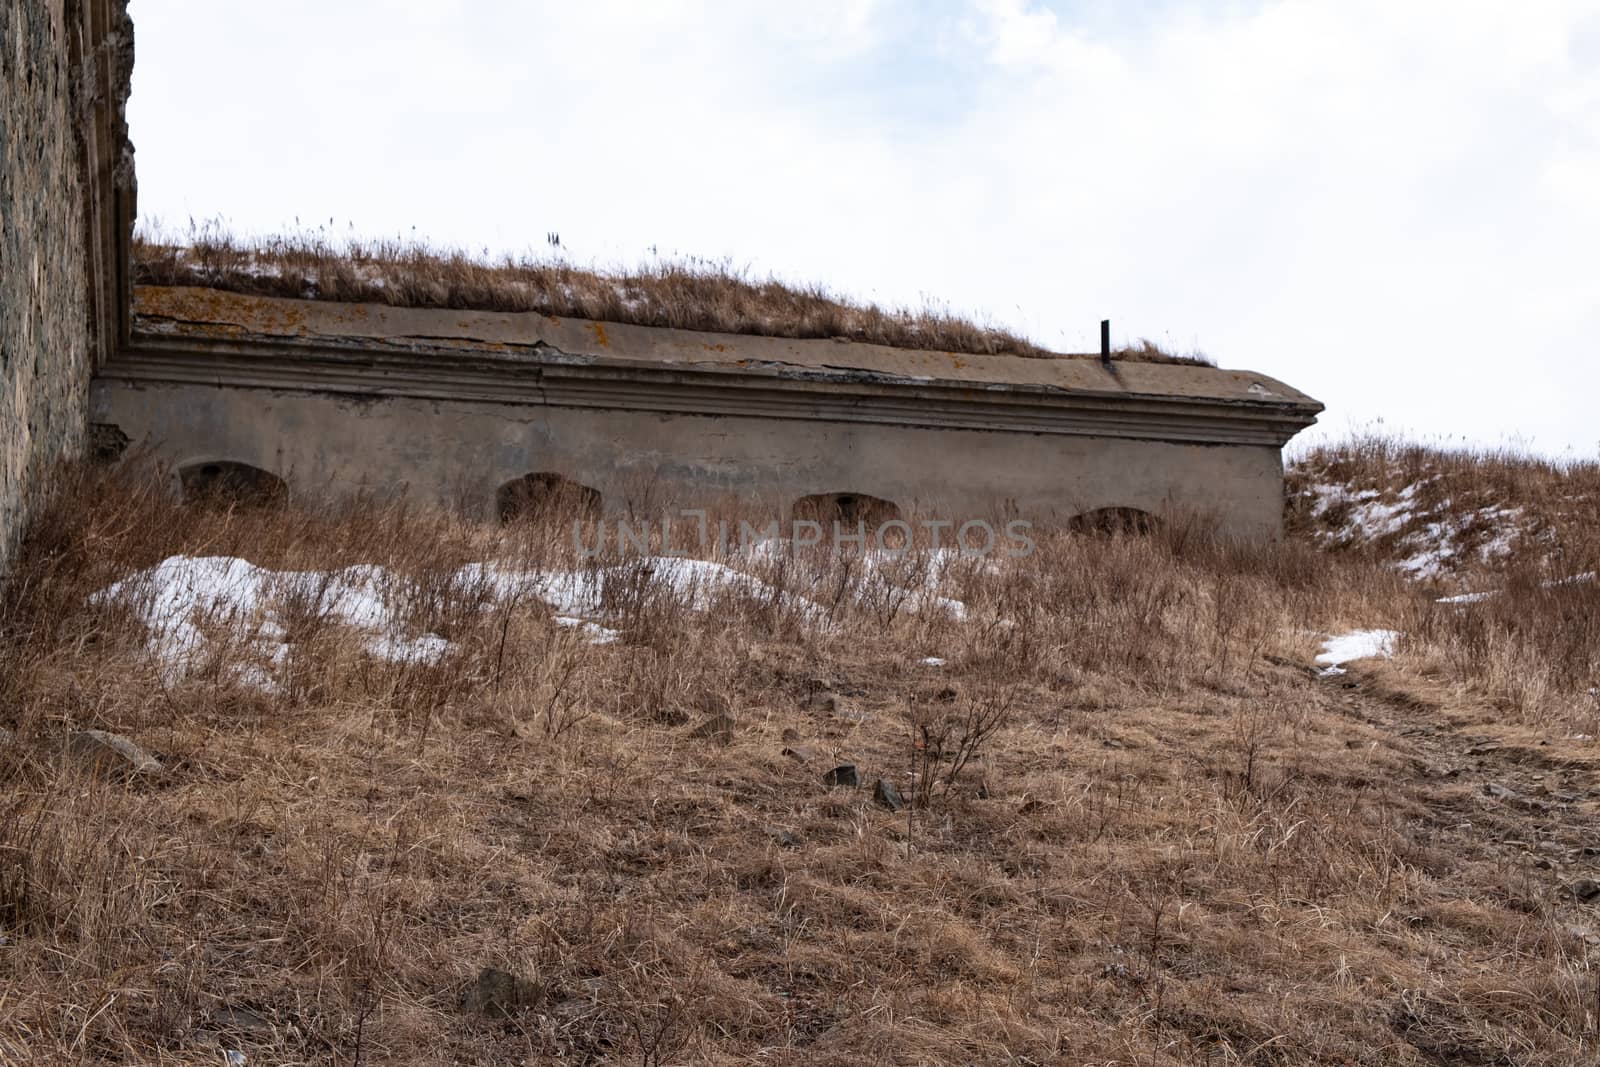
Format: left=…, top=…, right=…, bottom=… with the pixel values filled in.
left=140, top=286, right=312, bottom=337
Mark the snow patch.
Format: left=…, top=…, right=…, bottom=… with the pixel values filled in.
left=90, top=555, right=454, bottom=689
left=1315, top=629, right=1399, bottom=675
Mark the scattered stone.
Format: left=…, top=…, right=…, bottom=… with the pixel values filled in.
left=1566, top=922, right=1600, bottom=945
left=67, top=730, right=162, bottom=777
left=872, top=778, right=905, bottom=812
left=804, top=687, right=838, bottom=710
left=821, top=763, right=859, bottom=789
left=464, top=966, right=539, bottom=1018
left=1482, top=782, right=1516, bottom=800
left=1102, top=738, right=1125, bottom=749
left=687, top=713, right=736, bottom=744
left=211, top=1007, right=273, bottom=1036
left=782, top=745, right=815, bottom=764
left=812, top=690, right=870, bottom=721
left=764, top=825, right=803, bottom=848
left=1569, top=879, right=1600, bottom=904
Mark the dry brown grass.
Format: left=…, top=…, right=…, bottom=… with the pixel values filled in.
left=1290, top=434, right=1600, bottom=726
left=1, top=456, right=1596, bottom=1064
left=131, top=224, right=1212, bottom=365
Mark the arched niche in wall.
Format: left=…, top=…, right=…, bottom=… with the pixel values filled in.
left=178, top=461, right=288, bottom=507
left=497, top=472, right=603, bottom=523
left=792, top=491, right=901, bottom=528
left=1067, top=506, right=1161, bottom=536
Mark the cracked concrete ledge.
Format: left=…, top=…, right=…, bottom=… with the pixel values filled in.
left=110, top=286, right=1322, bottom=449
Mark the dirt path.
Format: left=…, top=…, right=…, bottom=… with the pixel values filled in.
left=1329, top=662, right=1600, bottom=917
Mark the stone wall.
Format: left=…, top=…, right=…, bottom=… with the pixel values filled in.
left=0, top=0, right=133, bottom=578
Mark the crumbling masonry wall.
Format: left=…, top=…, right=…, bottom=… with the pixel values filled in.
left=0, top=0, right=133, bottom=577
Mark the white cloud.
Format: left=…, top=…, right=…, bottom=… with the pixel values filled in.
left=127, top=0, right=1600, bottom=453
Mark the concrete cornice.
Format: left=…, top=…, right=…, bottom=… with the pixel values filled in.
left=108, top=286, right=1323, bottom=447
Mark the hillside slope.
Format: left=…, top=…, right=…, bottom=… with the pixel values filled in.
left=1, top=453, right=1596, bottom=1065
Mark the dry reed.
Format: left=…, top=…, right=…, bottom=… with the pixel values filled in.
left=0, top=452, right=1595, bottom=1065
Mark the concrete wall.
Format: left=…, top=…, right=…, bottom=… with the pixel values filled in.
left=1, top=0, right=91, bottom=575
left=91, top=381, right=1290, bottom=539
left=0, top=0, right=133, bottom=579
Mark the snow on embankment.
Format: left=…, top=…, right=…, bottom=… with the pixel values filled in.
left=1286, top=442, right=1600, bottom=583
left=91, top=551, right=973, bottom=692
left=1292, top=479, right=1524, bottom=580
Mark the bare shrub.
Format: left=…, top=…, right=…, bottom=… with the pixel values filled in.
left=907, top=686, right=1016, bottom=808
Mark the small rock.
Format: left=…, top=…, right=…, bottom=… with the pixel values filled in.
left=464, top=966, right=539, bottom=1018
left=687, top=713, right=736, bottom=744
left=813, top=691, right=870, bottom=721
left=1101, top=738, right=1124, bottom=749
left=1482, top=782, right=1516, bottom=800
left=1566, top=922, right=1600, bottom=945
left=764, top=825, right=803, bottom=848
left=0, top=727, right=12, bottom=745
left=223, top=1052, right=246, bottom=1067
left=67, top=730, right=162, bottom=777
left=821, top=763, right=859, bottom=788
left=1569, top=879, right=1600, bottom=904
left=211, top=1007, right=272, bottom=1036
left=872, top=778, right=906, bottom=812
left=782, top=745, right=815, bottom=764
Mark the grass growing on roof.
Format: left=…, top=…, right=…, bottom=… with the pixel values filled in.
left=133, top=222, right=1214, bottom=365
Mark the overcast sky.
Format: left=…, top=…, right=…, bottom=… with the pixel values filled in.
left=127, top=0, right=1600, bottom=456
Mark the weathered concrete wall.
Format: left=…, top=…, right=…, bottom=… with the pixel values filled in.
left=1, top=0, right=89, bottom=575
left=0, top=0, right=133, bottom=578
left=91, top=381, right=1291, bottom=539
left=95, top=286, right=1319, bottom=542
